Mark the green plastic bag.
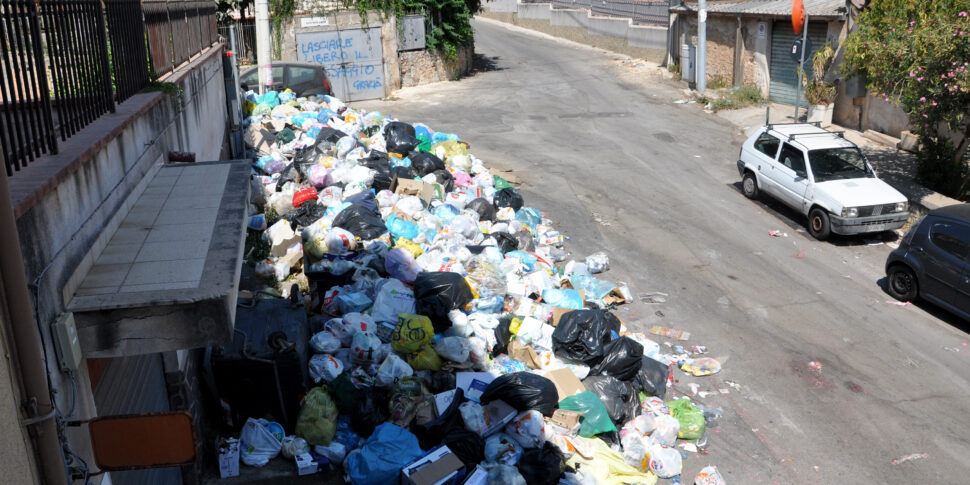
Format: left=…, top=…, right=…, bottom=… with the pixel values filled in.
left=558, top=391, right=617, bottom=437
left=416, top=134, right=432, bottom=153
left=668, top=398, right=705, bottom=440
left=494, top=175, right=514, bottom=191
left=330, top=372, right=360, bottom=415
left=295, top=385, right=338, bottom=446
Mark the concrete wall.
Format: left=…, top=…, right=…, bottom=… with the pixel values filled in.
left=0, top=313, right=38, bottom=484
left=482, top=1, right=669, bottom=63
left=679, top=16, right=770, bottom=92
left=11, top=45, right=227, bottom=478
left=400, top=45, right=475, bottom=86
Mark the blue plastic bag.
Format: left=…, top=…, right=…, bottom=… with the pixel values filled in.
left=514, top=207, right=542, bottom=230
left=258, top=90, right=279, bottom=107
left=541, top=288, right=583, bottom=309
left=346, top=423, right=424, bottom=485
left=386, top=214, right=419, bottom=240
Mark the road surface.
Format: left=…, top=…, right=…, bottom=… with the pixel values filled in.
left=360, top=18, right=970, bottom=484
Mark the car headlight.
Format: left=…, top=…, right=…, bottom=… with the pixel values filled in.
left=842, top=207, right=859, bottom=218
left=894, top=202, right=908, bottom=213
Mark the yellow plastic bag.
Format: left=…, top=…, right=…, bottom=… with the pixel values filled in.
left=295, top=385, right=338, bottom=446
left=391, top=313, right=433, bottom=354
left=242, top=100, right=256, bottom=116
left=395, top=237, right=424, bottom=258
left=564, top=436, right=657, bottom=485
left=406, top=344, right=442, bottom=371
left=509, top=317, right=524, bottom=335
left=432, top=140, right=471, bottom=170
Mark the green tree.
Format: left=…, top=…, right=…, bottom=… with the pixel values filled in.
left=841, top=0, right=970, bottom=199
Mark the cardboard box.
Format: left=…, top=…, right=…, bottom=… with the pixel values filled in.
left=295, top=452, right=318, bottom=475
left=402, top=445, right=465, bottom=485
left=550, top=409, right=583, bottom=429
left=456, top=372, right=495, bottom=403
left=543, top=368, right=586, bottom=401
left=461, top=466, right=489, bottom=485
left=391, top=175, right=439, bottom=206
left=217, top=437, right=239, bottom=478
left=508, top=340, right=541, bottom=369
left=549, top=290, right=584, bottom=327
left=480, top=399, right=517, bottom=437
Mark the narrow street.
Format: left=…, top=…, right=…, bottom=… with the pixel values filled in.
left=358, top=18, right=970, bottom=484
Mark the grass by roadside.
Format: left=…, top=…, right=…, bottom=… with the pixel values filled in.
left=696, top=84, right=766, bottom=112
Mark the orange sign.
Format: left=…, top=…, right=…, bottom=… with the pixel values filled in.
left=792, top=0, right=806, bottom=35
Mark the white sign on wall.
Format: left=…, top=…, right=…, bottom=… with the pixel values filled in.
left=758, top=22, right=767, bottom=39
left=296, top=28, right=385, bottom=101
left=301, top=17, right=330, bottom=28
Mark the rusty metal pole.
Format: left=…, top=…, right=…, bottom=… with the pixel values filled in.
left=0, top=157, right=69, bottom=485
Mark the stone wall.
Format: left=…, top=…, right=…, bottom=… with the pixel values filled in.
left=400, top=45, right=475, bottom=86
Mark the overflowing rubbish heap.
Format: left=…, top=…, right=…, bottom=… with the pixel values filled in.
left=220, top=88, right=728, bottom=485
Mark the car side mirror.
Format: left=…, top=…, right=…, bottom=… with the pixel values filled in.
left=795, top=170, right=807, bottom=179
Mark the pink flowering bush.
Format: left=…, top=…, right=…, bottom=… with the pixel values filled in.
left=843, top=0, right=970, bottom=198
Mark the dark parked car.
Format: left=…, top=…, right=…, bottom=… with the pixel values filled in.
left=239, top=62, right=332, bottom=97
left=885, top=203, right=970, bottom=321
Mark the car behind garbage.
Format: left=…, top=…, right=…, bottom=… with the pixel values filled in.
left=737, top=123, right=909, bottom=239
left=885, top=203, right=970, bottom=321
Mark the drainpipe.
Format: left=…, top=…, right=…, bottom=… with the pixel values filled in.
left=697, top=0, right=707, bottom=92
left=0, top=157, right=69, bottom=485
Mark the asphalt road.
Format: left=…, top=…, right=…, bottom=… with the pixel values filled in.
left=359, top=18, right=970, bottom=484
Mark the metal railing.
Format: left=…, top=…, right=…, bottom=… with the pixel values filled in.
left=523, top=0, right=674, bottom=27
left=1, top=0, right=219, bottom=177
left=219, top=19, right=258, bottom=65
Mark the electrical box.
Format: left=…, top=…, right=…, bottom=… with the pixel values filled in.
left=680, top=43, right=696, bottom=83
left=52, top=313, right=82, bottom=372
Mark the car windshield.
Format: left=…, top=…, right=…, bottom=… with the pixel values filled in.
left=809, top=147, right=873, bottom=182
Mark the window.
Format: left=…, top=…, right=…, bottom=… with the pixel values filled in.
left=808, top=147, right=873, bottom=182
left=288, top=66, right=317, bottom=85
left=754, top=133, right=781, bottom=158
left=929, top=222, right=970, bottom=262
left=778, top=143, right=806, bottom=173
left=240, top=70, right=258, bottom=88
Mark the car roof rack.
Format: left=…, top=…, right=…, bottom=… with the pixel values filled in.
left=783, top=130, right=846, bottom=142
left=765, top=121, right=823, bottom=129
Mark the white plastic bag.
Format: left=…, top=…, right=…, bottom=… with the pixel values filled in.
left=309, top=354, right=344, bottom=383
left=370, top=279, right=416, bottom=323
left=314, top=442, right=347, bottom=463
left=585, top=251, right=610, bottom=274
left=385, top=248, right=421, bottom=282
left=434, top=336, right=471, bottom=363
left=326, top=228, right=357, bottom=255
left=448, top=310, right=474, bottom=337
left=695, top=465, right=727, bottom=485
left=460, top=401, right=487, bottom=435
left=281, top=436, right=309, bottom=459
left=239, top=418, right=283, bottom=467
left=484, top=432, right=523, bottom=465
left=309, top=331, right=342, bottom=353
left=650, top=414, right=680, bottom=446
left=487, top=464, right=526, bottom=485
left=375, top=353, right=413, bottom=387
left=350, top=331, right=385, bottom=364
left=340, top=313, right=376, bottom=344
left=504, top=410, right=545, bottom=449
left=647, top=442, right=682, bottom=478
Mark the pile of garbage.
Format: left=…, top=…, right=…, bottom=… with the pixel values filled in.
left=223, top=88, right=728, bottom=485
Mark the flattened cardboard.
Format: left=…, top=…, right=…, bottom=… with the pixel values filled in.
left=391, top=175, right=437, bottom=206
left=550, top=409, right=582, bottom=429
left=549, top=290, right=583, bottom=327
left=543, top=368, right=585, bottom=401
left=456, top=372, right=495, bottom=403
left=508, top=340, right=541, bottom=369
left=480, top=399, right=517, bottom=437
left=403, top=445, right=465, bottom=485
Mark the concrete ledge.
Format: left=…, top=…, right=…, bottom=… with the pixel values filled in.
left=68, top=160, right=250, bottom=357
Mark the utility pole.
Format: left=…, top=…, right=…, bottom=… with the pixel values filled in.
left=697, top=0, right=707, bottom=92
left=793, top=14, right=809, bottom=122
left=255, top=0, right=271, bottom=95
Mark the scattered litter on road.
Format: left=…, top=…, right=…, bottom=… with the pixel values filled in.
left=768, top=230, right=787, bottom=237
left=222, top=89, right=732, bottom=482
left=891, top=452, right=929, bottom=465
left=885, top=300, right=912, bottom=306
left=807, top=361, right=823, bottom=372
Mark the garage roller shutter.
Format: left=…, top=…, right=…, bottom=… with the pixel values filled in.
left=769, top=21, right=829, bottom=105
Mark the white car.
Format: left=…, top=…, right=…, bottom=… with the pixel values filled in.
left=737, top=123, right=909, bottom=239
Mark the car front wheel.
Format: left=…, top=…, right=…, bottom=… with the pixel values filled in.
left=742, top=171, right=759, bottom=199
left=887, top=264, right=919, bottom=301
left=807, top=208, right=831, bottom=240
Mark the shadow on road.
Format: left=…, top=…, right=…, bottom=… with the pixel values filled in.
left=471, top=53, right=503, bottom=74
left=876, top=277, right=970, bottom=335
left=728, top=182, right=902, bottom=247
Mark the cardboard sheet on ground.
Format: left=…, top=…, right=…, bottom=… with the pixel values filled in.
left=565, top=435, right=657, bottom=485
left=543, top=368, right=586, bottom=401
left=456, top=372, right=497, bottom=403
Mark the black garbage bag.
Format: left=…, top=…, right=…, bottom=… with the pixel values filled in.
left=390, top=165, right=417, bottom=183
left=352, top=388, right=389, bottom=438
left=466, top=197, right=496, bottom=222
left=430, top=371, right=457, bottom=394
left=410, top=152, right=445, bottom=176
left=551, top=310, right=621, bottom=365
left=332, top=204, right=387, bottom=240
left=275, top=160, right=303, bottom=191
left=443, top=428, right=486, bottom=469
left=518, top=441, right=566, bottom=485
left=372, top=168, right=394, bottom=192
left=343, top=190, right=379, bottom=213
left=581, top=375, right=639, bottom=425
left=413, top=272, right=474, bottom=333
left=494, top=188, right=524, bottom=211
left=588, top=337, right=643, bottom=382
left=285, top=200, right=327, bottom=229
left=384, top=121, right=419, bottom=154
left=481, top=372, right=559, bottom=416
left=632, top=356, right=668, bottom=399
left=492, top=316, right=514, bottom=355
left=491, top=232, right=518, bottom=253
left=314, top=127, right=348, bottom=147
left=431, top=169, right=455, bottom=193
left=514, top=229, right=536, bottom=252
left=414, top=388, right=464, bottom=450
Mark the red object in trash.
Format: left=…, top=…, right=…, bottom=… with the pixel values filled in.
left=792, top=0, right=806, bottom=35
left=292, top=187, right=318, bottom=208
